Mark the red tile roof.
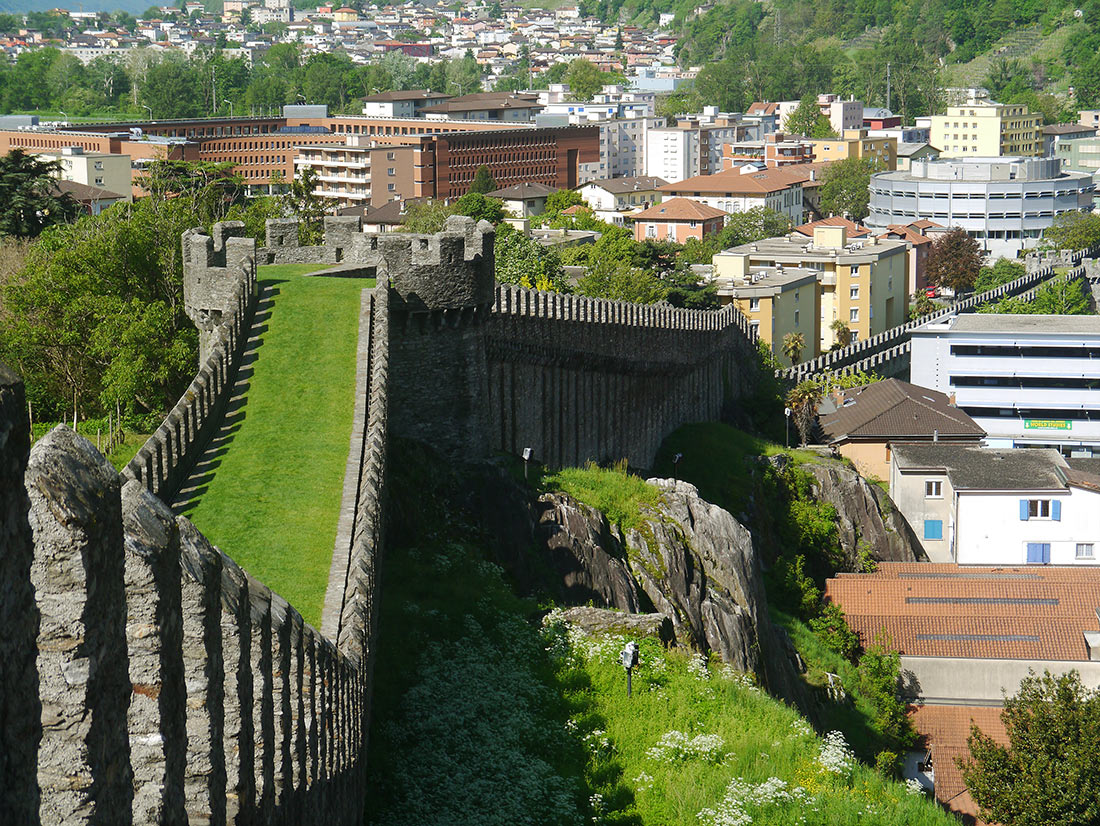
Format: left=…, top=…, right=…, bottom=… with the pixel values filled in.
left=909, top=704, right=1007, bottom=823
left=825, top=563, right=1100, bottom=661
left=632, top=197, right=726, bottom=221
left=661, top=167, right=806, bottom=195
left=793, top=216, right=871, bottom=238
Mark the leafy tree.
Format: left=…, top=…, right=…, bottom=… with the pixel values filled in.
left=399, top=199, right=457, bottom=234
left=858, top=636, right=916, bottom=752
left=564, top=58, right=606, bottom=102
left=960, top=670, right=1100, bottom=826
left=908, top=291, right=937, bottom=319
left=577, top=257, right=667, bottom=304
left=224, top=195, right=286, bottom=243
left=140, top=57, right=203, bottom=118
left=982, top=276, right=1092, bottom=316
left=453, top=191, right=504, bottom=224
left=468, top=165, right=496, bottom=195
left=927, top=228, right=983, bottom=293
left=785, top=378, right=823, bottom=446
left=809, top=603, right=860, bottom=661
left=782, top=331, right=806, bottom=365
left=494, top=225, right=567, bottom=292
left=769, top=554, right=821, bottom=621
left=679, top=207, right=789, bottom=265
left=280, top=166, right=335, bottom=245
left=818, top=157, right=878, bottom=221
left=1042, top=211, right=1100, bottom=252
left=782, top=95, right=836, bottom=139
left=137, top=159, right=244, bottom=227
left=539, top=189, right=586, bottom=224
left=446, top=53, right=481, bottom=96
left=974, top=258, right=1025, bottom=293
left=0, top=150, right=80, bottom=239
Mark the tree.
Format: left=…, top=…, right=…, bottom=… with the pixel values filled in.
left=782, top=95, right=836, bottom=138
left=1042, top=211, right=1100, bottom=252
left=539, top=189, right=586, bottom=224
left=399, top=199, right=457, bottom=234
left=280, top=166, right=334, bottom=245
left=140, top=57, right=203, bottom=119
left=818, top=156, right=878, bottom=221
left=785, top=379, right=823, bottom=446
left=469, top=165, right=496, bottom=195
left=0, top=150, right=80, bottom=239
left=782, top=331, right=806, bottom=365
left=453, top=191, right=504, bottom=224
left=960, top=670, right=1100, bottom=826
left=974, top=258, right=1025, bottom=293
left=564, top=58, right=605, bottom=102
left=829, top=319, right=852, bottom=349
left=908, top=291, right=936, bottom=320
left=981, top=276, right=1092, bottom=316
left=927, top=228, right=983, bottom=293
left=494, top=225, right=567, bottom=292
left=577, top=258, right=667, bottom=304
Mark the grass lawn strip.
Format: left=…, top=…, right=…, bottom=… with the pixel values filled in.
left=183, top=263, right=367, bottom=627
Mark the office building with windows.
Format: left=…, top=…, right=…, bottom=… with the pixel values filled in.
left=910, top=314, right=1100, bottom=456
left=865, top=156, right=1094, bottom=259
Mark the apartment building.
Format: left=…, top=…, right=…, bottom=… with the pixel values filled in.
left=910, top=313, right=1100, bottom=455
left=1042, top=123, right=1096, bottom=156
left=930, top=102, right=1042, bottom=157
left=361, top=90, right=452, bottom=118
left=866, top=156, right=1094, bottom=259
left=716, top=264, right=822, bottom=366
left=631, top=197, right=725, bottom=243
left=644, top=109, right=767, bottom=181
left=713, top=224, right=908, bottom=350
left=419, top=92, right=543, bottom=122
left=294, top=140, right=422, bottom=206
left=659, top=167, right=805, bottom=224
left=722, top=132, right=815, bottom=169
left=576, top=175, right=666, bottom=225
left=43, top=147, right=132, bottom=200
left=809, top=129, right=897, bottom=170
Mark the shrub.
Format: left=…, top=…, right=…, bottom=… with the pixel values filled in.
left=809, top=603, right=860, bottom=662
left=769, top=554, right=821, bottom=621
left=858, top=641, right=916, bottom=752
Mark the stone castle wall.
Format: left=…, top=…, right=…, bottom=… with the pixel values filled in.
left=1, top=216, right=759, bottom=824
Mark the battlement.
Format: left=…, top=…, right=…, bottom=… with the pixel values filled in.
left=383, top=215, right=496, bottom=312
left=259, top=216, right=383, bottom=271
left=184, top=222, right=257, bottom=365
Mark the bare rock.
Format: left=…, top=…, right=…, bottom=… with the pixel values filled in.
left=555, top=607, right=673, bottom=644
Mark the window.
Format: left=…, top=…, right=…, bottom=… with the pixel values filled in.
left=749, top=298, right=760, bottom=311
left=925, top=480, right=942, bottom=498
left=849, top=308, right=859, bottom=323
left=1076, top=543, right=1094, bottom=559
left=387, top=183, right=396, bottom=191
left=387, top=167, right=396, bottom=176
left=646, top=223, right=656, bottom=238
left=850, top=285, right=859, bottom=300
left=924, top=519, right=943, bottom=540
left=794, top=309, right=800, bottom=325
left=94, top=177, right=104, bottom=186
left=1021, top=499, right=1059, bottom=520
left=386, top=151, right=395, bottom=160
left=1026, top=542, right=1051, bottom=564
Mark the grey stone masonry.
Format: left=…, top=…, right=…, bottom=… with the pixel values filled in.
left=258, top=215, right=384, bottom=270
left=184, top=222, right=256, bottom=365
left=0, top=365, right=39, bottom=824
left=27, top=426, right=133, bottom=825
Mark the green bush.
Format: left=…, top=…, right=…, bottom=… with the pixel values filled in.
left=809, top=603, right=860, bottom=662
left=768, top=555, right=821, bottom=621
left=858, top=642, right=916, bottom=752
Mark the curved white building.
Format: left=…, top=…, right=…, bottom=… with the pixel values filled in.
left=866, top=156, right=1095, bottom=259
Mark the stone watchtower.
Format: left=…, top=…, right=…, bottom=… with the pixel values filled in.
left=382, top=215, right=496, bottom=459
left=182, top=222, right=257, bottom=365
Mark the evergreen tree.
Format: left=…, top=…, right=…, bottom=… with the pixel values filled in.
left=0, top=150, right=80, bottom=239
left=469, top=165, right=496, bottom=195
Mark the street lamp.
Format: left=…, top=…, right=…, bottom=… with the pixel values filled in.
left=620, top=642, right=639, bottom=697
left=784, top=406, right=791, bottom=449
left=522, top=447, right=532, bottom=482
left=223, top=98, right=233, bottom=118
left=142, top=104, right=153, bottom=121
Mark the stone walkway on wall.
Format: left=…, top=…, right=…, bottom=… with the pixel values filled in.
left=321, top=289, right=373, bottom=640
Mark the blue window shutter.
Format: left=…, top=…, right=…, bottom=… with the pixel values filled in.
left=1020, top=499, right=1029, bottom=520
left=1043, top=543, right=1051, bottom=564
left=1027, top=543, right=1043, bottom=563
left=1052, top=500, right=1061, bottom=521
left=924, top=520, right=943, bottom=540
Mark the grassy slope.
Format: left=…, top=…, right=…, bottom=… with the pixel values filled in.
left=183, top=263, right=366, bottom=627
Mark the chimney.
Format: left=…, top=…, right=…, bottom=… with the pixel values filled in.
left=933, top=429, right=939, bottom=442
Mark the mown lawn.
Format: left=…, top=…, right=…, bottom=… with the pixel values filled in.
left=182, top=262, right=369, bottom=627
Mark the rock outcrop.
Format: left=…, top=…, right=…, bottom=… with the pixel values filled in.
left=556, top=607, right=673, bottom=644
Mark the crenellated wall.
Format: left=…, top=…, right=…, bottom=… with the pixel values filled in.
left=257, top=216, right=384, bottom=271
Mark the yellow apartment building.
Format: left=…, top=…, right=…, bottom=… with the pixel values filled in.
left=716, top=265, right=821, bottom=366
left=809, top=129, right=897, bottom=170
left=930, top=103, right=1042, bottom=157
left=713, top=225, right=909, bottom=352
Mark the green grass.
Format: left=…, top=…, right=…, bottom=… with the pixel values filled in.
left=544, top=460, right=663, bottom=533
left=106, top=431, right=153, bottom=470
left=651, top=422, right=817, bottom=515
left=182, top=262, right=368, bottom=627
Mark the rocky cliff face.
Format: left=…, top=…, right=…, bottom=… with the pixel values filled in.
left=532, top=478, right=812, bottom=712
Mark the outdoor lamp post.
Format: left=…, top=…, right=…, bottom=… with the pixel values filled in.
left=620, top=641, right=639, bottom=697
left=522, top=447, right=533, bottom=482
left=784, top=406, right=791, bottom=449
left=672, top=452, right=682, bottom=479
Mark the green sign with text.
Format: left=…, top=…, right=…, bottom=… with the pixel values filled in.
left=1024, top=419, right=1072, bottom=430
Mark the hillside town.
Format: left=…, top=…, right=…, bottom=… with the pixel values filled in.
left=2, top=3, right=1100, bottom=826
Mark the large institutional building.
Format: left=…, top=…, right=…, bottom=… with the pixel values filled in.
left=865, top=156, right=1095, bottom=259
left=929, top=102, right=1043, bottom=158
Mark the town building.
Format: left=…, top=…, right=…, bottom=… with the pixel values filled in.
left=930, top=102, right=1042, bottom=158
left=910, top=313, right=1100, bottom=456
left=658, top=166, right=805, bottom=224
left=876, top=219, right=942, bottom=295
left=888, top=443, right=1100, bottom=566
left=576, top=175, right=666, bottom=225
left=485, top=181, right=556, bottom=217
left=644, top=109, right=767, bottom=182
left=808, top=129, right=897, bottom=171
left=361, top=90, right=453, bottom=119
left=420, top=92, right=543, bottom=122
left=716, top=265, right=821, bottom=366
left=894, top=142, right=939, bottom=172
left=1042, top=123, right=1096, bottom=156
left=630, top=197, right=725, bottom=243
left=865, top=156, right=1094, bottom=259
left=713, top=224, right=909, bottom=350
left=818, top=379, right=984, bottom=481
left=826, top=562, right=1100, bottom=822
left=1054, top=133, right=1100, bottom=178
left=40, top=147, right=132, bottom=200
left=722, top=132, right=815, bottom=169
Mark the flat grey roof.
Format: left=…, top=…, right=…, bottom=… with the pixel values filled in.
left=892, top=444, right=1068, bottom=491
left=948, top=314, right=1100, bottom=334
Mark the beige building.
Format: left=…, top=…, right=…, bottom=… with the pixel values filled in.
left=40, top=147, right=132, bottom=200
left=808, top=129, right=897, bottom=170
left=930, top=102, right=1042, bottom=158
left=294, top=138, right=419, bottom=206
left=713, top=225, right=908, bottom=352
left=717, top=265, right=821, bottom=366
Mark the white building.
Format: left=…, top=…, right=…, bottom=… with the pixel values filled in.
left=866, top=156, right=1095, bottom=259
left=576, top=175, right=667, bottom=224
left=889, top=443, right=1100, bottom=565
left=644, top=109, right=769, bottom=182
left=910, top=314, right=1100, bottom=455
left=40, top=147, right=132, bottom=200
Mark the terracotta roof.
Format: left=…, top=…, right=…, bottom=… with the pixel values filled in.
left=747, top=101, right=779, bottom=116
left=793, top=216, right=870, bottom=238
left=909, top=704, right=1007, bottom=822
left=880, top=224, right=934, bottom=246
left=825, top=563, right=1100, bottom=661
left=909, top=219, right=939, bottom=230
left=661, top=167, right=806, bottom=195
left=632, top=197, right=726, bottom=221
left=819, top=379, right=985, bottom=443
left=560, top=204, right=591, bottom=215
left=361, top=90, right=450, bottom=102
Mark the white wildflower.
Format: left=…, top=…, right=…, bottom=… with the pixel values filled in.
left=647, top=730, right=726, bottom=763
left=689, top=653, right=711, bottom=680
left=817, top=730, right=855, bottom=775
left=788, top=718, right=814, bottom=739
left=905, top=778, right=927, bottom=796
